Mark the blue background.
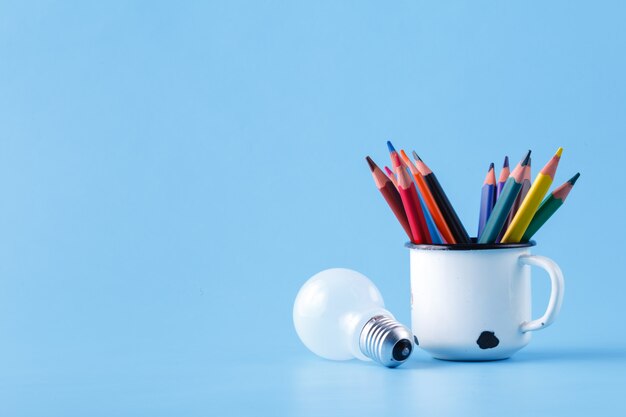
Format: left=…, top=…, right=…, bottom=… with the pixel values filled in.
left=1, top=1, right=625, bottom=416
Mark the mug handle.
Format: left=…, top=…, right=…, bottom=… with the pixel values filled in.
left=518, top=254, right=565, bottom=333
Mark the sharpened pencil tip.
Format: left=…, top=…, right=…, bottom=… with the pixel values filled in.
left=556, top=147, right=563, bottom=158
left=387, top=141, right=396, bottom=153
left=485, top=163, right=496, bottom=185
left=365, top=156, right=377, bottom=171
left=411, top=150, right=422, bottom=161
left=522, top=150, right=531, bottom=166
left=390, top=152, right=401, bottom=168
left=503, top=156, right=509, bottom=168
left=569, top=172, right=580, bottom=185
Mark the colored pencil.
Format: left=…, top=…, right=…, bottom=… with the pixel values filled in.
left=391, top=152, right=431, bottom=244
left=406, top=167, right=444, bottom=244
left=501, top=147, right=563, bottom=243
left=412, top=152, right=471, bottom=244
left=400, top=150, right=455, bottom=244
left=398, top=153, right=444, bottom=243
left=366, top=156, right=413, bottom=240
left=497, top=156, right=510, bottom=199
left=418, top=192, right=443, bottom=244
left=521, top=173, right=580, bottom=242
left=384, top=166, right=398, bottom=187
left=477, top=163, right=497, bottom=239
left=387, top=141, right=399, bottom=164
left=501, top=157, right=532, bottom=238
left=478, top=151, right=531, bottom=244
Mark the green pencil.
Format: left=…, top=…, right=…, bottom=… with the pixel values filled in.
left=478, top=151, right=531, bottom=244
left=521, top=173, right=580, bottom=242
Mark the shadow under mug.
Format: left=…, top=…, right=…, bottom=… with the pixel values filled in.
left=407, top=240, right=564, bottom=361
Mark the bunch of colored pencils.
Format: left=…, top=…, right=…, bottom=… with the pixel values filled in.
left=366, top=144, right=579, bottom=245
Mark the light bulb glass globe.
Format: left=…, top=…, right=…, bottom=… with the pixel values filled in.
left=293, top=268, right=413, bottom=367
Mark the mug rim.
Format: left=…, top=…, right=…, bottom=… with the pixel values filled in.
left=405, top=238, right=536, bottom=251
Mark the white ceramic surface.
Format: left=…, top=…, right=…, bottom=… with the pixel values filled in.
left=409, top=244, right=564, bottom=361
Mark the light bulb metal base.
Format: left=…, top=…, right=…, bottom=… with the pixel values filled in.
left=359, top=315, right=414, bottom=368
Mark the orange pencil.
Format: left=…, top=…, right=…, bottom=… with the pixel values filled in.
left=412, top=152, right=471, bottom=244
left=399, top=150, right=455, bottom=244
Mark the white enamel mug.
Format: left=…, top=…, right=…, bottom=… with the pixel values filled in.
left=408, top=241, right=564, bottom=361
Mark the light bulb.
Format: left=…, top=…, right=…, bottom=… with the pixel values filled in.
left=293, top=268, right=413, bottom=368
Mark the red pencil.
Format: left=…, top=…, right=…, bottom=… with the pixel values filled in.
left=366, top=156, right=413, bottom=240
left=391, top=152, right=431, bottom=244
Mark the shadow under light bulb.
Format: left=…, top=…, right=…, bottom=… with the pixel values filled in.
left=293, top=268, right=413, bottom=368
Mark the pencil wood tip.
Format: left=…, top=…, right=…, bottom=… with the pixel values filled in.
left=390, top=152, right=401, bottom=167
left=485, top=163, right=496, bottom=185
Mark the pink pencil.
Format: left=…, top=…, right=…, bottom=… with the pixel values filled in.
left=384, top=166, right=398, bottom=187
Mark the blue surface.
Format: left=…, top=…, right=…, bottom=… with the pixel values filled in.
left=1, top=1, right=625, bottom=416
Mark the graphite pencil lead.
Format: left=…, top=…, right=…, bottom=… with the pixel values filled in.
left=522, top=150, right=532, bottom=166
left=503, top=156, right=509, bottom=169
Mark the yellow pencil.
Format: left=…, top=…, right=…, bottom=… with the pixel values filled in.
left=501, top=147, right=563, bottom=243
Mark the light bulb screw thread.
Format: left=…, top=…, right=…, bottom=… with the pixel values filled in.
left=359, top=315, right=414, bottom=368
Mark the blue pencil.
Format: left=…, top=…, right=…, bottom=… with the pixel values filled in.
left=477, top=163, right=497, bottom=239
